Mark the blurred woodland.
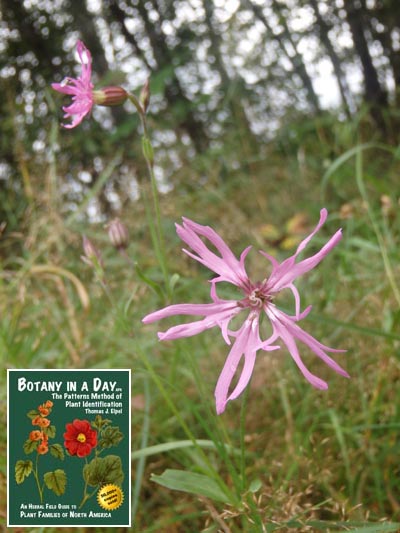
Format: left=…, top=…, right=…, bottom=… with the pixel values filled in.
left=1, top=0, right=400, bottom=226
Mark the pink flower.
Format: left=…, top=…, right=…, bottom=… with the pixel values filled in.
left=51, top=40, right=94, bottom=129
left=143, top=209, right=349, bottom=415
left=52, top=41, right=128, bottom=129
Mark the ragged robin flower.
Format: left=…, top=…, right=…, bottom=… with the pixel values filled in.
left=52, top=40, right=127, bottom=129
left=143, top=209, right=349, bottom=415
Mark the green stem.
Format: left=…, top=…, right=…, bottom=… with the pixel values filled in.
left=78, top=487, right=98, bottom=509
left=136, top=347, right=239, bottom=506
left=239, top=385, right=249, bottom=492
left=79, top=458, right=90, bottom=509
left=33, top=454, right=43, bottom=503
left=132, top=377, right=150, bottom=520
left=127, top=92, right=170, bottom=297
left=355, top=148, right=400, bottom=307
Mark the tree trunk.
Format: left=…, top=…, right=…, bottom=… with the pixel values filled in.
left=246, top=0, right=321, bottom=113
left=203, top=0, right=259, bottom=151
left=106, top=0, right=209, bottom=152
left=368, top=2, right=400, bottom=107
left=309, top=0, right=352, bottom=118
left=344, top=0, right=388, bottom=130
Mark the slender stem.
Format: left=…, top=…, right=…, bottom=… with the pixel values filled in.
left=127, top=92, right=170, bottom=296
left=98, top=277, right=115, bottom=306
left=79, top=487, right=98, bottom=509
left=132, top=377, right=150, bottom=520
left=239, top=385, right=249, bottom=492
left=355, top=148, right=400, bottom=307
left=136, top=347, right=239, bottom=506
left=79, top=458, right=90, bottom=509
left=33, top=454, right=43, bottom=503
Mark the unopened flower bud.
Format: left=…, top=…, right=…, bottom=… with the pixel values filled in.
left=339, top=203, right=353, bottom=220
left=380, top=194, right=392, bottom=216
left=92, top=86, right=128, bottom=107
left=139, top=79, right=150, bottom=113
left=81, top=236, right=103, bottom=268
left=107, top=219, right=129, bottom=250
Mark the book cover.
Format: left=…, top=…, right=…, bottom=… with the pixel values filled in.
left=7, top=368, right=131, bottom=528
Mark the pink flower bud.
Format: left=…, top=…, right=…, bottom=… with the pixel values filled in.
left=107, top=219, right=129, bottom=250
left=92, top=86, right=128, bottom=107
left=81, top=236, right=103, bottom=267
left=139, top=79, right=150, bottom=113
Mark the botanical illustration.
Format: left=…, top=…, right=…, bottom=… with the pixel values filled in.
left=15, top=400, right=66, bottom=503
left=63, top=415, right=124, bottom=509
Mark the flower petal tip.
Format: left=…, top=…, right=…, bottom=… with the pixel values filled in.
left=216, top=403, right=226, bottom=415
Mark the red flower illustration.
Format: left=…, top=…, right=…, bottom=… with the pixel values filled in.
left=32, top=415, right=50, bottom=428
left=37, top=442, right=49, bottom=455
left=64, top=419, right=97, bottom=458
left=29, top=430, right=43, bottom=441
left=38, top=405, right=50, bottom=416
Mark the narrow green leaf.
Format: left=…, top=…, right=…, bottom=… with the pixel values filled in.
left=151, top=469, right=230, bottom=503
left=346, top=525, right=400, bottom=533
left=132, top=439, right=239, bottom=460
left=283, top=521, right=400, bottom=532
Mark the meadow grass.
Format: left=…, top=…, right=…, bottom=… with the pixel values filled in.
left=1, top=114, right=400, bottom=532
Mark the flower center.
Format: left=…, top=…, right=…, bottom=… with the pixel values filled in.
left=248, top=288, right=265, bottom=308
left=77, top=433, right=87, bottom=443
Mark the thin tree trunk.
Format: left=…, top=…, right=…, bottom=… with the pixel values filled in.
left=344, top=0, right=388, bottom=130
left=203, top=0, right=259, bottom=150
left=246, top=0, right=321, bottom=113
left=309, top=0, right=352, bottom=118
left=367, top=2, right=400, bottom=107
left=107, top=0, right=209, bottom=152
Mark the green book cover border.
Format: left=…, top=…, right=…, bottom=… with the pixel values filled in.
left=7, top=368, right=132, bottom=528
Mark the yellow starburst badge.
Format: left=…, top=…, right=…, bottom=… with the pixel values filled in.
left=97, top=484, right=124, bottom=511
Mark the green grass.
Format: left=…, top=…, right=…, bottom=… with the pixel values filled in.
left=2, top=114, right=400, bottom=532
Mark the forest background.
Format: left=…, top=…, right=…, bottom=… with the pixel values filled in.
left=1, top=0, right=400, bottom=531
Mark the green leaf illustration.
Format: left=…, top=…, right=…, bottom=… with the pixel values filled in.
left=83, top=455, right=124, bottom=487
left=44, top=469, right=67, bottom=496
left=50, top=443, right=65, bottom=460
left=43, top=425, right=56, bottom=438
left=98, top=426, right=123, bottom=449
left=23, top=439, right=38, bottom=454
left=92, top=414, right=111, bottom=430
left=15, top=460, right=33, bottom=484
left=26, top=409, right=39, bottom=420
